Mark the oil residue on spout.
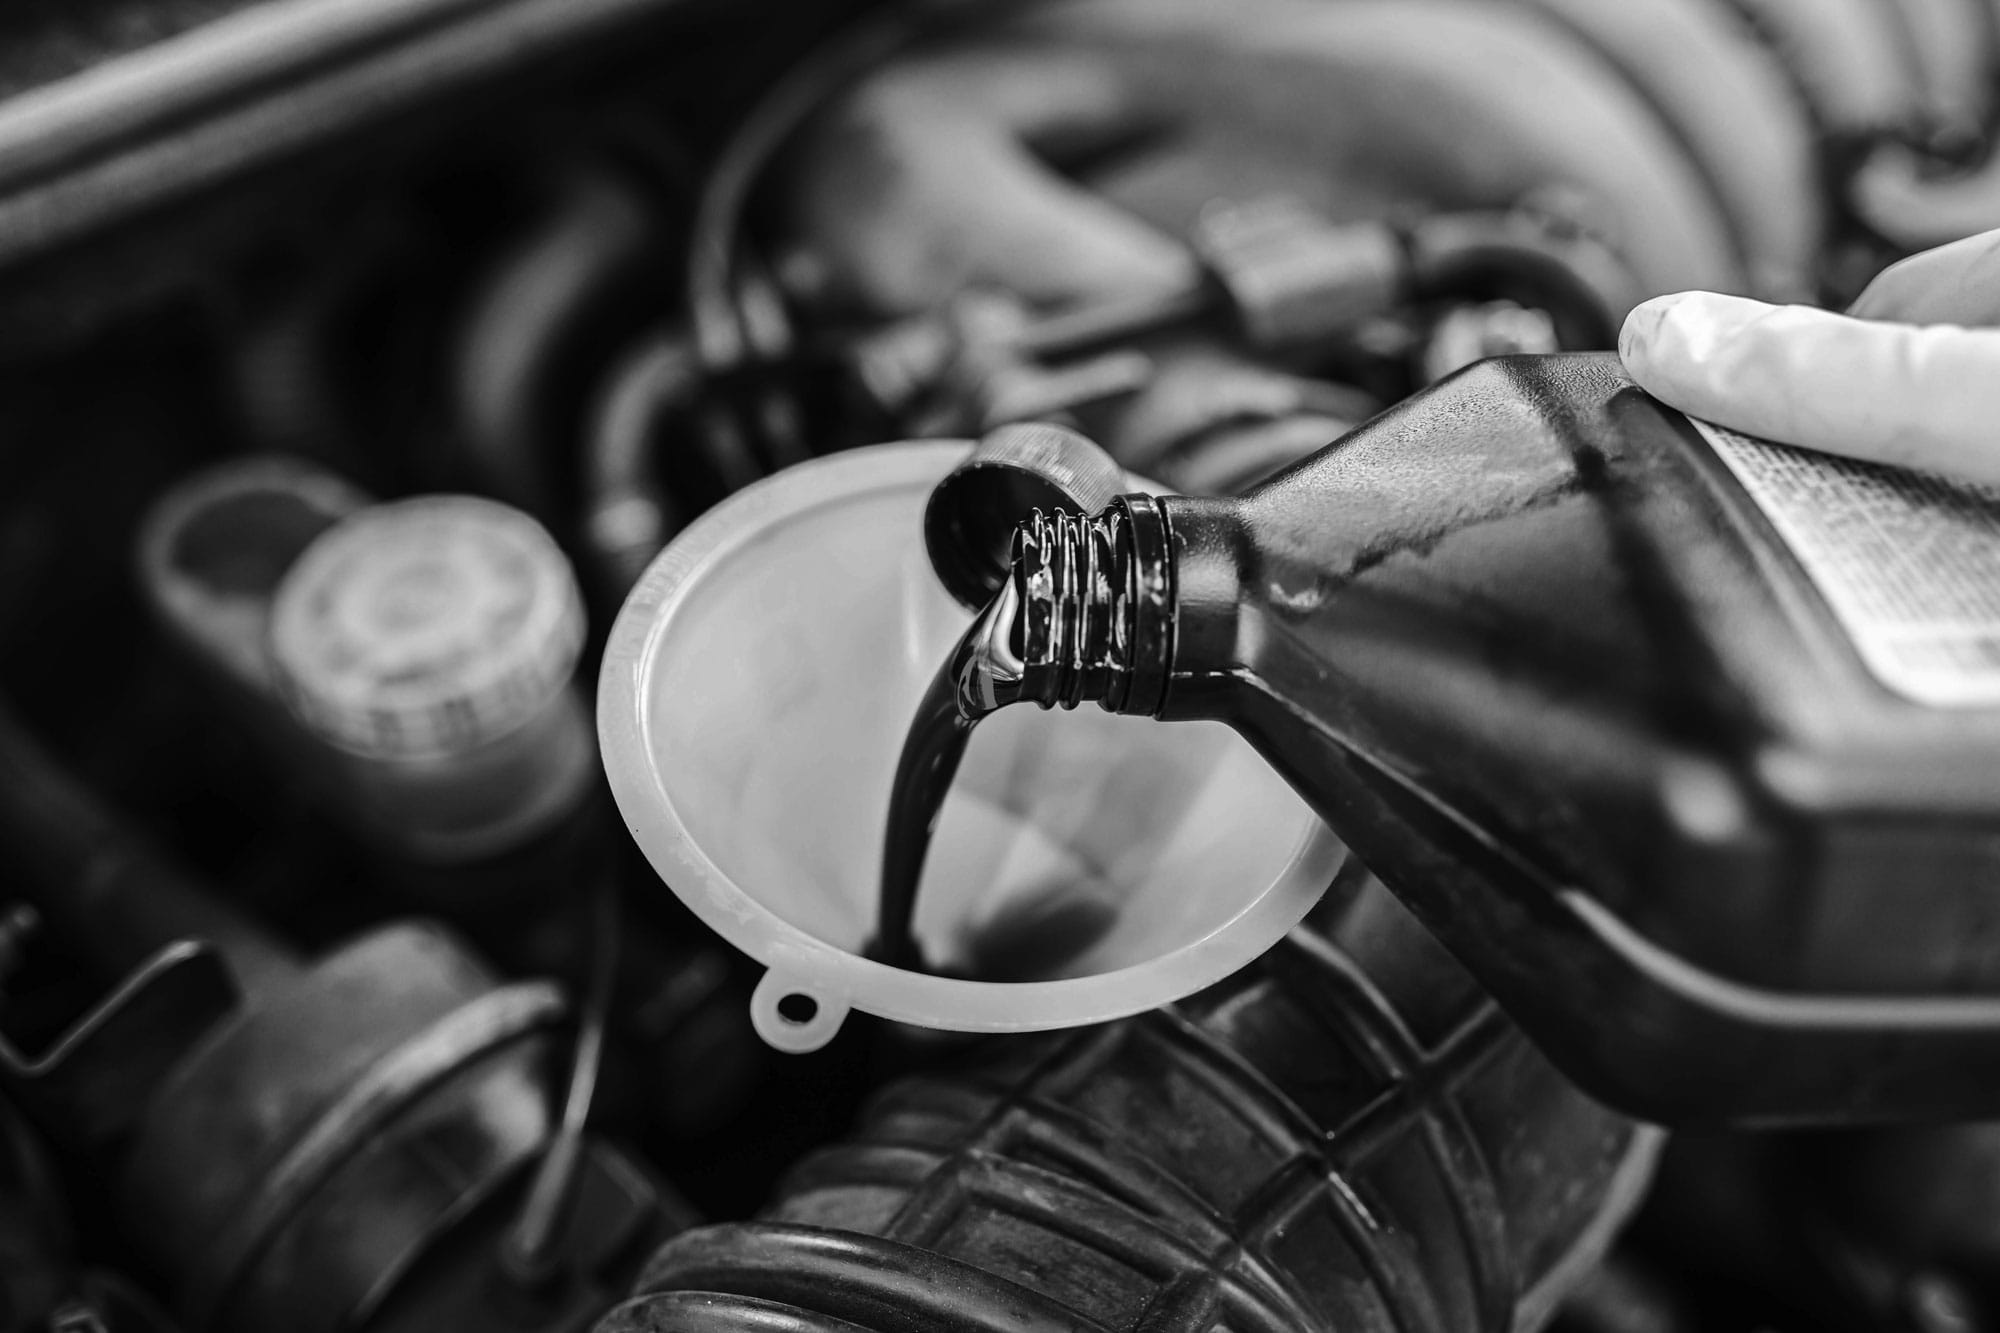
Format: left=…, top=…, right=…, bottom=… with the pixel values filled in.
left=871, top=580, right=1023, bottom=973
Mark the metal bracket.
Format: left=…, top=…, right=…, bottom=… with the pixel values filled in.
left=0, top=940, right=238, bottom=1146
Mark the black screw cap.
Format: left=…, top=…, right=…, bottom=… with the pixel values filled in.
left=922, top=423, right=1127, bottom=609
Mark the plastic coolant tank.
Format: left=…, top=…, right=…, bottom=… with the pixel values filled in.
left=268, top=493, right=595, bottom=861
left=597, top=441, right=1344, bottom=1052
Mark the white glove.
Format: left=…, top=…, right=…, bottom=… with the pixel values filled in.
left=1619, top=228, right=2000, bottom=486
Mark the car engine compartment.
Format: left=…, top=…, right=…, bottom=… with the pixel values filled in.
left=4, top=2, right=2000, bottom=1330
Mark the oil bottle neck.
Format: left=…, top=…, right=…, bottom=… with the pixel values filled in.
left=960, top=492, right=1248, bottom=721
left=1020, top=494, right=1176, bottom=715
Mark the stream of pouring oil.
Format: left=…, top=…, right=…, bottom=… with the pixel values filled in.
left=872, top=582, right=1021, bottom=972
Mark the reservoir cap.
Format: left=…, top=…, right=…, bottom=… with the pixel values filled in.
left=923, top=422, right=1127, bottom=608
left=269, top=495, right=584, bottom=758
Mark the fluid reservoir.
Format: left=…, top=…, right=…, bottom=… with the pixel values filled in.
left=267, top=493, right=594, bottom=862
left=140, top=461, right=766, bottom=1140
left=596, top=872, right=1658, bottom=1333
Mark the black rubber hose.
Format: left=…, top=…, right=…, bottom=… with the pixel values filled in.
left=0, top=698, right=297, bottom=1001
left=684, top=4, right=944, bottom=370
left=682, top=1, right=1013, bottom=476
left=1406, top=212, right=1643, bottom=351
left=452, top=167, right=664, bottom=517
left=580, top=331, right=702, bottom=599
left=500, top=868, right=619, bottom=1287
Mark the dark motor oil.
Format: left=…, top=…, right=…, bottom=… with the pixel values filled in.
left=873, top=575, right=1028, bottom=972
left=891, top=351, right=2000, bottom=1126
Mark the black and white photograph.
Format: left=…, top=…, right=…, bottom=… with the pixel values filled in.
left=1, top=2, right=1998, bottom=1330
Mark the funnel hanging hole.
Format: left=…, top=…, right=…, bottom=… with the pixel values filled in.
left=750, top=969, right=848, bottom=1053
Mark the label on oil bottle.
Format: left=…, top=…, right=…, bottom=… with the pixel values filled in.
left=1692, top=418, right=2000, bottom=707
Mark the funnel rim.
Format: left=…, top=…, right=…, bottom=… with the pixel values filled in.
left=599, top=442, right=1340, bottom=1039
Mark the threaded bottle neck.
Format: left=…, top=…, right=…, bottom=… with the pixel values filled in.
left=1008, top=494, right=1174, bottom=716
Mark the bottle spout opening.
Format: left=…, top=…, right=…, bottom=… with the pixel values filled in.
left=989, top=497, right=1175, bottom=718
left=952, top=576, right=1027, bottom=719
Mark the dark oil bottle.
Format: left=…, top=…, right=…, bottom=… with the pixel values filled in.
left=945, top=351, right=2000, bottom=1126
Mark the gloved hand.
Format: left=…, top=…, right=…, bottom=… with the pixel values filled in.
left=1620, top=228, right=2000, bottom=486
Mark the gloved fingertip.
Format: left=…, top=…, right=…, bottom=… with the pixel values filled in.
left=1617, top=294, right=1684, bottom=370
left=1617, top=289, right=1850, bottom=447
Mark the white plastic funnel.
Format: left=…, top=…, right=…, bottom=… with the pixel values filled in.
left=599, top=442, right=1344, bottom=1053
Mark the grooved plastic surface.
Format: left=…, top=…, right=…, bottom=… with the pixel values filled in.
left=599, top=885, right=1645, bottom=1333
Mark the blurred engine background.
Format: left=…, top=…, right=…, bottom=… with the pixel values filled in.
left=2, top=1, right=2000, bottom=1330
